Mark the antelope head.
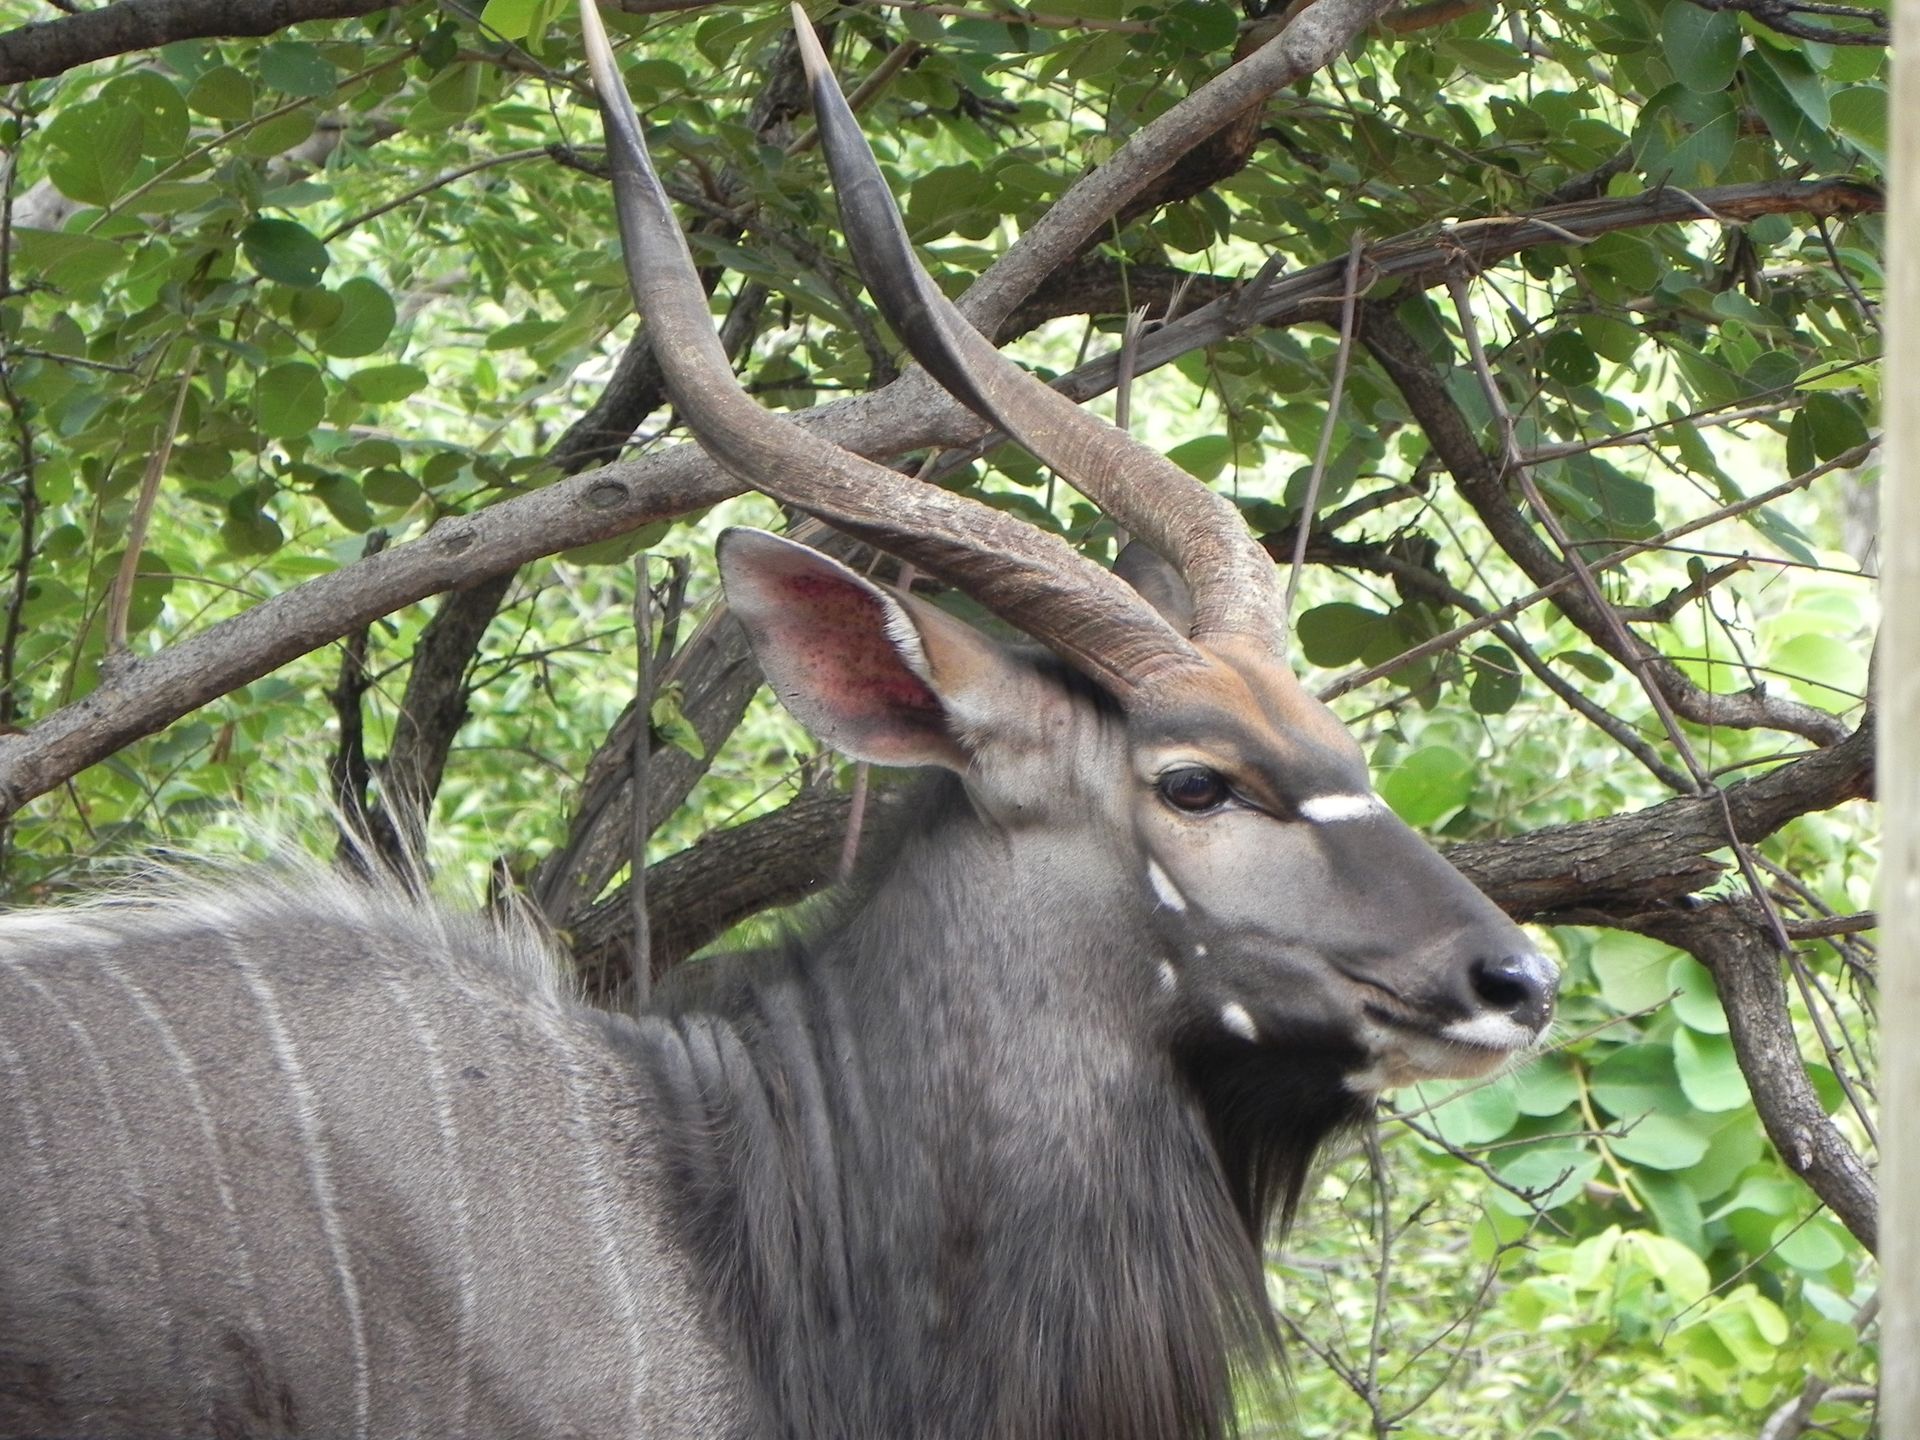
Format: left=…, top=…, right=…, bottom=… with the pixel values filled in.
left=578, top=2, right=1556, bottom=1103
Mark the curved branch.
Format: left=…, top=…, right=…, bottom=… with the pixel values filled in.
left=0, top=177, right=1877, bottom=818
left=0, top=0, right=395, bottom=84
left=1630, top=900, right=1878, bottom=1254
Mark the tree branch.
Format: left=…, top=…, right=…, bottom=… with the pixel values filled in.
left=1628, top=900, right=1878, bottom=1254
left=0, top=178, right=1877, bottom=818
left=0, top=0, right=397, bottom=84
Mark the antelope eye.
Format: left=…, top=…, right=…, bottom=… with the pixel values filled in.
left=1158, top=766, right=1230, bottom=813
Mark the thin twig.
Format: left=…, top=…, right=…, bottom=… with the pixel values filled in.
left=630, top=555, right=653, bottom=1008
left=107, top=346, right=200, bottom=657
left=1285, top=233, right=1366, bottom=626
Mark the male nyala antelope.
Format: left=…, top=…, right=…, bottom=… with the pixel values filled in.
left=0, top=5, right=1557, bottom=1436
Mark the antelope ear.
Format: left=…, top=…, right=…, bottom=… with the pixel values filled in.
left=718, top=528, right=1010, bottom=771
left=1114, top=542, right=1194, bottom=635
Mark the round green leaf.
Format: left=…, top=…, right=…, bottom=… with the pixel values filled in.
left=1416, top=1078, right=1521, bottom=1147
left=1490, top=1143, right=1600, bottom=1215
left=1668, top=954, right=1729, bottom=1033
left=44, top=97, right=145, bottom=205
left=1769, top=1214, right=1848, bottom=1272
left=1673, top=1026, right=1750, bottom=1112
left=103, top=72, right=189, bottom=158
left=1589, top=1042, right=1690, bottom=1119
left=242, top=219, right=330, bottom=289
left=255, top=362, right=327, bottom=438
left=1468, top=644, right=1521, bottom=716
left=1541, top=330, right=1602, bottom=386
left=1610, top=1110, right=1710, bottom=1170
left=1661, top=0, right=1742, bottom=92
left=1512, top=1051, right=1582, bottom=1117
left=1588, top=931, right=1681, bottom=1016
left=258, top=41, right=340, bottom=98
left=187, top=65, right=255, bottom=120
left=222, top=492, right=285, bottom=555
left=315, top=278, right=397, bottom=358
left=1297, top=602, right=1389, bottom=667
left=346, top=363, right=428, bottom=405
left=1378, top=745, right=1473, bottom=828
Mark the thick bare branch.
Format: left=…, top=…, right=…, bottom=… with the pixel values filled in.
left=0, top=0, right=395, bottom=84
left=569, top=713, right=1873, bottom=1005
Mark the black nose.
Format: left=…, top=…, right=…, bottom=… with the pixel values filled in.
left=1470, top=952, right=1559, bottom=1033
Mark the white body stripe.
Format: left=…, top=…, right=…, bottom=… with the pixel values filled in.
left=235, top=953, right=373, bottom=1440
left=382, top=972, right=476, bottom=1435
left=96, top=953, right=269, bottom=1343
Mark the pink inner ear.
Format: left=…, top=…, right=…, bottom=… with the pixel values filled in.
left=749, top=567, right=956, bottom=766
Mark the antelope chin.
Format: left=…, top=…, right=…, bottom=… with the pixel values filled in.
left=1343, top=1014, right=1542, bottom=1094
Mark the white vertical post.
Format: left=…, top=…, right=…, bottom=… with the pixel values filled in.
left=1882, top=0, right=1919, bottom=1426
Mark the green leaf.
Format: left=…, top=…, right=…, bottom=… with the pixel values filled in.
left=1668, top=954, right=1729, bottom=1033
left=1673, top=1027, right=1750, bottom=1111
left=651, top=684, right=707, bottom=760
left=187, top=65, right=255, bottom=120
left=1661, top=0, right=1742, bottom=92
left=255, top=362, right=327, bottom=438
left=1831, top=84, right=1887, bottom=169
left=1165, top=434, right=1233, bottom=483
left=1541, top=330, right=1601, bottom=386
left=1490, top=1143, right=1599, bottom=1214
left=315, top=277, right=397, bottom=358
left=1772, top=631, right=1867, bottom=707
left=1744, top=49, right=1846, bottom=166
left=1297, top=602, right=1389, bottom=667
left=1512, top=1050, right=1582, bottom=1117
left=259, top=41, right=340, bottom=98
left=312, top=474, right=375, bottom=532
left=1378, top=745, right=1473, bottom=829
left=1611, top=1110, right=1710, bottom=1169
left=1588, top=933, right=1681, bottom=1015
left=486, top=317, right=562, bottom=351
left=479, top=0, right=542, bottom=41
left=1770, top=1214, right=1848, bottom=1272
left=11, top=229, right=125, bottom=291
left=1590, top=1042, right=1690, bottom=1119
left=103, top=72, right=189, bottom=158
left=241, top=218, right=330, bottom=289
left=1637, top=1169, right=1708, bottom=1254
left=1468, top=644, right=1521, bottom=715
left=1553, top=649, right=1613, bottom=683
left=44, top=96, right=145, bottom=205
left=346, top=363, right=428, bottom=404
left=222, top=490, right=285, bottom=555
left=1416, top=1078, right=1520, bottom=1147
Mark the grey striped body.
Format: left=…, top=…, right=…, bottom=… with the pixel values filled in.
left=0, top=879, right=750, bottom=1439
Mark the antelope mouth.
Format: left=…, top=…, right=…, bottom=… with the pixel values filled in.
left=1350, top=1001, right=1544, bottom=1092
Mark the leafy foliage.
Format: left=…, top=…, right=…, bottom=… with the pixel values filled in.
left=0, top=0, right=1881, bottom=1433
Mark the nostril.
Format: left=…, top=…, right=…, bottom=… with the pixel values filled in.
left=1470, top=952, right=1559, bottom=1033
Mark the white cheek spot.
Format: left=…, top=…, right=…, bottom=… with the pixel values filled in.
left=1146, top=859, right=1187, bottom=913
left=1297, top=793, right=1384, bottom=824
left=1157, top=962, right=1178, bottom=993
left=1219, top=1003, right=1258, bottom=1042
left=1192, top=943, right=1207, bottom=959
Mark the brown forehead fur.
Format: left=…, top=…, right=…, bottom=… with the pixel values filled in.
left=1133, top=635, right=1367, bottom=800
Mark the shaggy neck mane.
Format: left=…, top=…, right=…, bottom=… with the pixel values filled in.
left=644, top=778, right=1370, bottom=1439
